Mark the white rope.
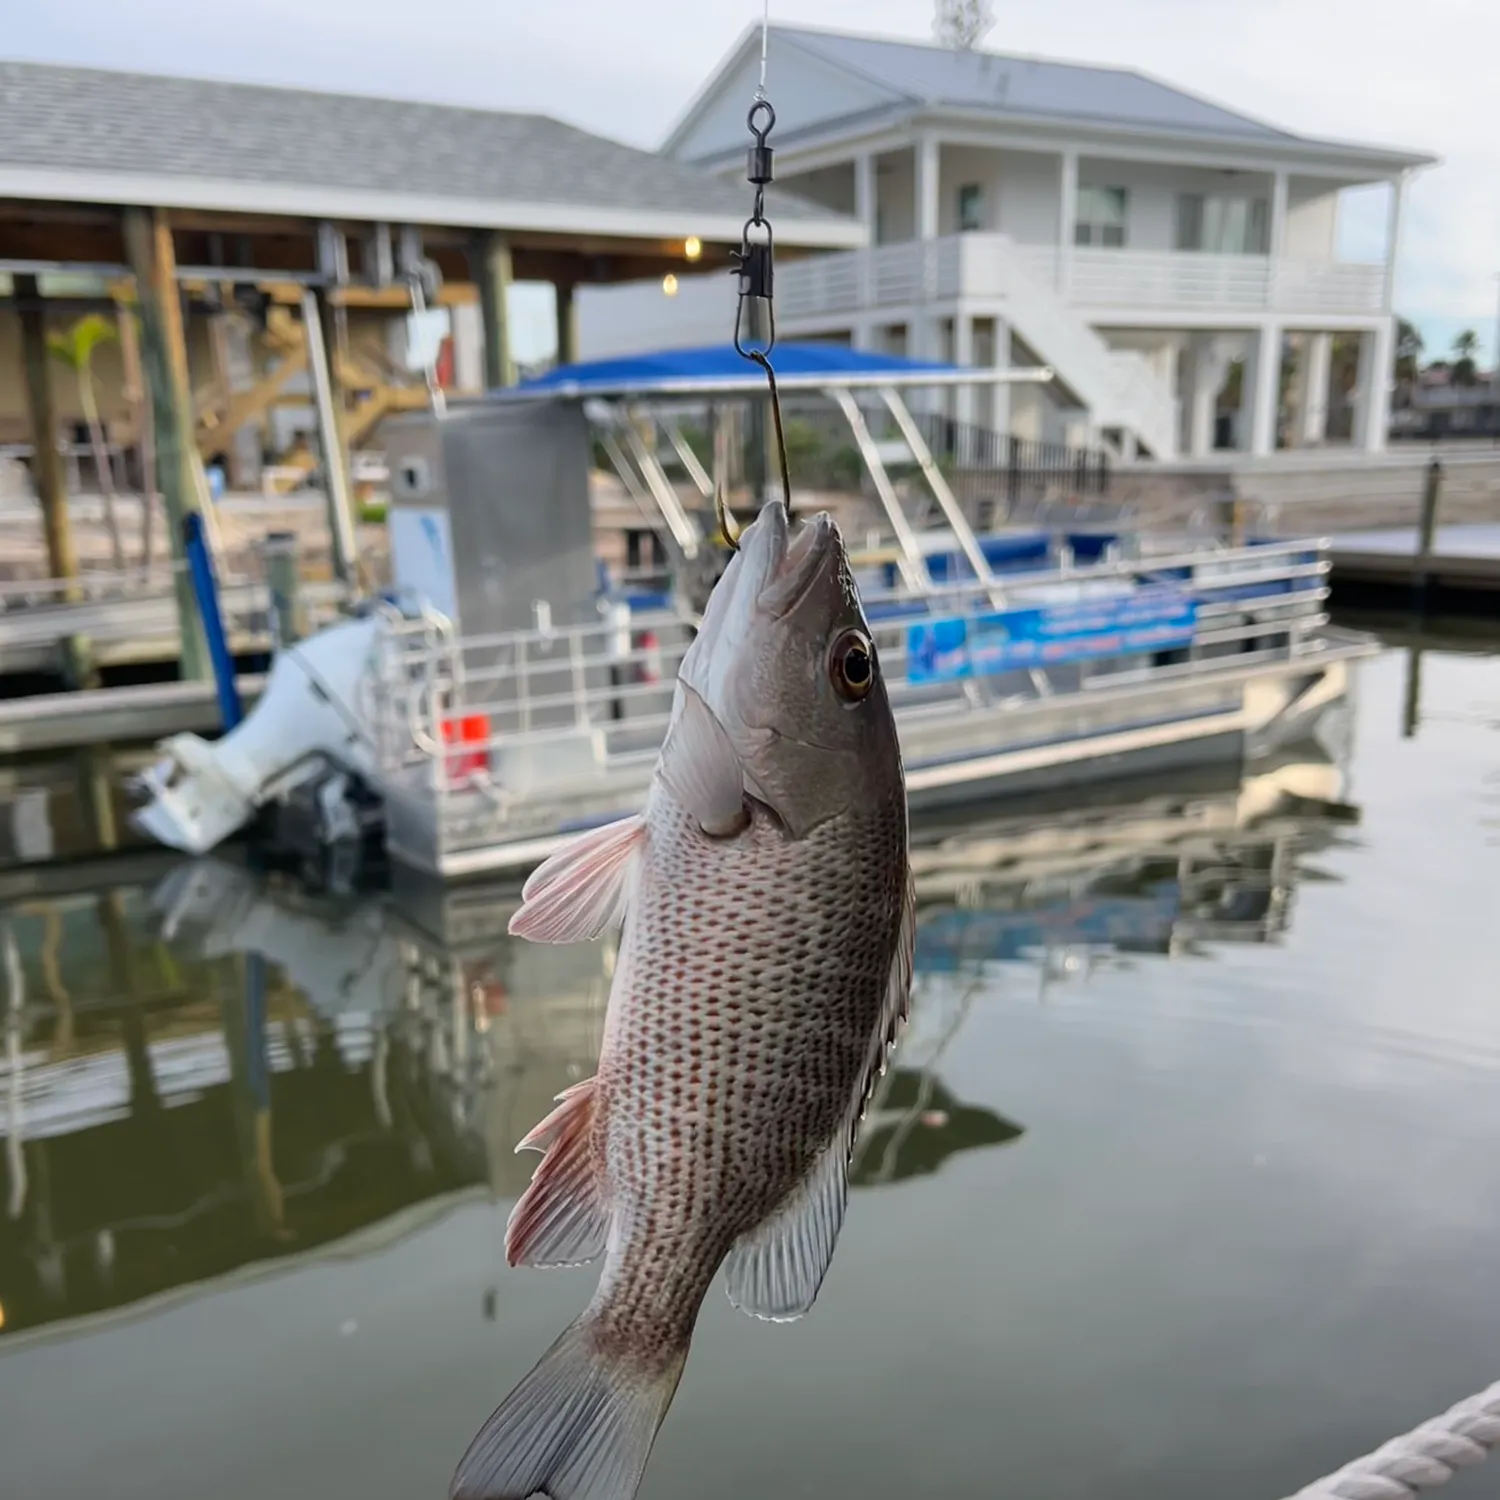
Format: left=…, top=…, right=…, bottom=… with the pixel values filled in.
left=1284, top=1381, right=1500, bottom=1499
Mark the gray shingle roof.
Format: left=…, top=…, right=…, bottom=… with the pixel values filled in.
left=0, top=60, right=848, bottom=235
left=781, top=27, right=1296, bottom=142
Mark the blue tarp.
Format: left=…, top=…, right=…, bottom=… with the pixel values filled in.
left=517, top=342, right=959, bottom=394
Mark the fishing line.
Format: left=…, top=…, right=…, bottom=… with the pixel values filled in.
left=726, top=0, right=791, bottom=551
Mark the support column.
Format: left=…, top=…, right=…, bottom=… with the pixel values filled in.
left=1188, top=335, right=1233, bottom=458
left=122, top=207, right=208, bottom=683
left=555, top=280, right=578, bottom=368
left=1269, top=170, right=1289, bottom=259
left=1354, top=320, right=1394, bottom=453
left=475, top=231, right=516, bottom=389
left=916, top=134, right=940, bottom=242
left=1058, top=150, right=1080, bottom=296
left=1382, top=173, right=1407, bottom=314
left=991, top=321, right=1013, bottom=438
left=1297, top=332, right=1333, bottom=445
left=1248, top=322, right=1283, bottom=456
left=953, top=313, right=975, bottom=436
left=14, top=277, right=78, bottom=597
left=854, top=151, right=877, bottom=306
left=302, top=289, right=357, bottom=588
left=854, top=152, right=876, bottom=236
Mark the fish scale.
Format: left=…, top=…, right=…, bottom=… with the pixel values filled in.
left=591, top=790, right=906, bottom=1357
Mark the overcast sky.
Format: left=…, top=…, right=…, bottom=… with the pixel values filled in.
left=12, top=0, right=1499, bottom=366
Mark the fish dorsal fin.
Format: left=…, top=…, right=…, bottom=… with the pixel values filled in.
left=505, top=1077, right=609, bottom=1268
left=723, top=869, right=917, bottom=1322
left=508, top=815, right=645, bottom=945
left=659, top=681, right=748, bottom=838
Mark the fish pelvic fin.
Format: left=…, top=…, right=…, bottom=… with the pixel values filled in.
left=723, top=866, right=916, bottom=1323
left=450, top=1315, right=688, bottom=1500
left=508, top=814, right=646, bottom=945
left=506, top=1077, right=608, bottom=1269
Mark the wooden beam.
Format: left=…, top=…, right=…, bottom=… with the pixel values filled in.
left=195, top=345, right=308, bottom=458
left=555, top=280, right=578, bottom=367
left=122, top=207, right=208, bottom=682
left=475, top=231, right=515, bottom=389
left=14, top=275, right=79, bottom=594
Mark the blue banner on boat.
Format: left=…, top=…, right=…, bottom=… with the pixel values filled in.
left=905, top=585, right=1199, bottom=684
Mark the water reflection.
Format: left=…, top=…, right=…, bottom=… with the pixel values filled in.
left=0, top=750, right=1355, bottom=1345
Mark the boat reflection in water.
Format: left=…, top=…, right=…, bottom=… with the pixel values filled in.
left=0, top=749, right=1355, bottom=1344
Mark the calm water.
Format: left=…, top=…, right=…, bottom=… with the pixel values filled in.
left=3, top=629, right=1500, bottom=1500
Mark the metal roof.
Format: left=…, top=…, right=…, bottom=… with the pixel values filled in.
left=666, top=25, right=1437, bottom=172
left=0, top=60, right=863, bottom=245
left=783, top=28, right=1294, bottom=142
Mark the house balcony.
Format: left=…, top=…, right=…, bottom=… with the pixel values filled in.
left=773, top=234, right=1389, bottom=325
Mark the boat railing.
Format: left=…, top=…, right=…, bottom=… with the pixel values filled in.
left=360, top=537, right=1336, bottom=872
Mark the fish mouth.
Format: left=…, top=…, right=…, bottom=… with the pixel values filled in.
left=755, top=506, right=835, bottom=618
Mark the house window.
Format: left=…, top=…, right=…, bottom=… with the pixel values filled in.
left=1074, top=185, right=1128, bottom=247
left=958, top=183, right=984, bottom=232
left=1176, top=193, right=1269, bottom=254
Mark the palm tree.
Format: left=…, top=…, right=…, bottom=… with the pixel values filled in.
left=1454, top=329, right=1480, bottom=360
left=48, top=313, right=125, bottom=571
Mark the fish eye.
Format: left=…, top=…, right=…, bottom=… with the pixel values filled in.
left=829, top=629, right=875, bottom=702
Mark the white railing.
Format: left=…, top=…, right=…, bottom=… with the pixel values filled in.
left=775, top=236, right=1388, bottom=321
left=367, top=540, right=1334, bottom=867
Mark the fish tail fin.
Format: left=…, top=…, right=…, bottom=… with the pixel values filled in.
left=449, top=1315, right=689, bottom=1500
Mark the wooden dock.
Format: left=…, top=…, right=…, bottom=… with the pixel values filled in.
left=1329, top=523, right=1500, bottom=613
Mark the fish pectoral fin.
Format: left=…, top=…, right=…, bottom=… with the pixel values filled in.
left=508, top=814, right=646, bottom=945
left=505, top=1076, right=609, bottom=1268
left=723, top=868, right=917, bottom=1323
left=723, top=1138, right=848, bottom=1322
left=659, top=680, right=749, bottom=838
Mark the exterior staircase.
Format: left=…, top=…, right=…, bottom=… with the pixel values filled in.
left=577, top=232, right=1183, bottom=460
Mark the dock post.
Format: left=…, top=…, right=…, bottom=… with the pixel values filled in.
left=14, top=275, right=96, bottom=688
left=264, top=530, right=304, bottom=647
left=121, top=207, right=209, bottom=683
left=475, top=232, right=516, bottom=389
left=1415, top=454, right=1442, bottom=610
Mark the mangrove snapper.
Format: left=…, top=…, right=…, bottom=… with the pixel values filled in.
left=450, top=499, right=914, bottom=1500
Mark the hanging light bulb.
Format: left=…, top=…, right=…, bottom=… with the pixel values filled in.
left=662, top=274, right=679, bottom=297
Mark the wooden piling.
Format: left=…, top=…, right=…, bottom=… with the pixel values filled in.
left=476, top=231, right=516, bottom=389
left=555, top=279, right=579, bottom=368
left=16, top=274, right=98, bottom=686
left=122, top=206, right=209, bottom=682
left=15, top=275, right=79, bottom=595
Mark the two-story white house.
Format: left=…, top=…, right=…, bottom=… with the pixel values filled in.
left=577, top=23, right=1438, bottom=463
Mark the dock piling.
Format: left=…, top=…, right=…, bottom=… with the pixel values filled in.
left=264, top=530, right=305, bottom=647
left=1414, top=454, right=1443, bottom=611
left=122, top=207, right=209, bottom=682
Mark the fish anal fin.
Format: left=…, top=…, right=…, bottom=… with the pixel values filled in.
left=508, top=815, right=645, bottom=945
left=505, top=1077, right=608, bottom=1269
left=660, top=681, right=748, bottom=838
left=723, top=1137, right=847, bottom=1322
